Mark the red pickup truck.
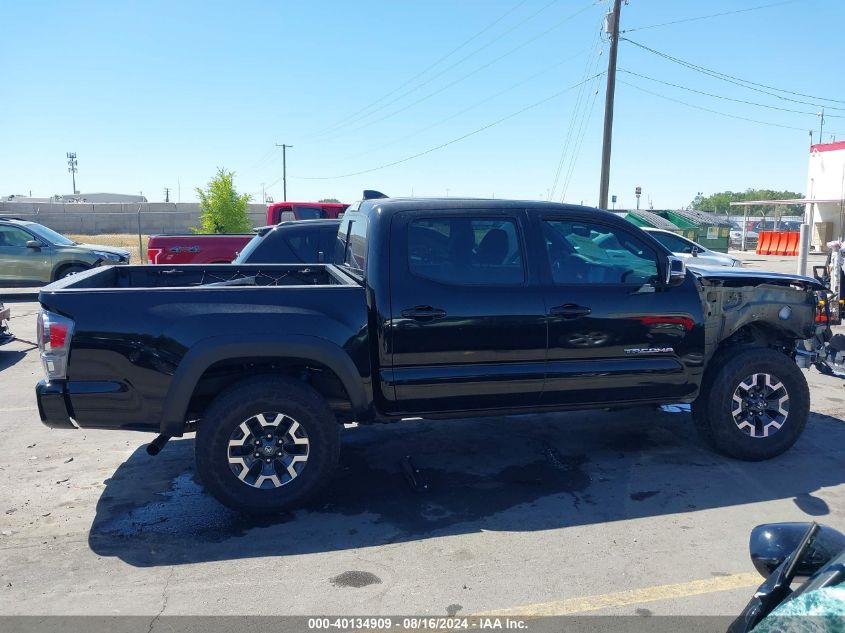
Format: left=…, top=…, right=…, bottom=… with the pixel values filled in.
left=147, top=202, right=349, bottom=265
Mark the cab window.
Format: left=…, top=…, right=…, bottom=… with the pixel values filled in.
left=543, top=220, right=658, bottom=285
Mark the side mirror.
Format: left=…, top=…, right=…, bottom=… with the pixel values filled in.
left=750, top=522, right=845, bottom=579
left=25, top=240, right=42, bottom=250
left=691, top=246, right=700, bottom=257
left=665, top=256, right=686, bottom=286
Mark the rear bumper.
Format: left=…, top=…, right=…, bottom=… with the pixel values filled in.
left=35, top=380, right=76, bottom=430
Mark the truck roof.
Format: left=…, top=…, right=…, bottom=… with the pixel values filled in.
left=353, top=197, right=609, bottom=216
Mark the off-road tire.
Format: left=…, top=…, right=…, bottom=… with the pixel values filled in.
left=195, top=376, right=340, bottom=514
left=691, top=347, right=809, bottom=461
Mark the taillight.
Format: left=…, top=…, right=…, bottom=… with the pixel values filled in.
left=148, top=247, right=163, bottom=264
left=37, top=310, right=75, bottom=381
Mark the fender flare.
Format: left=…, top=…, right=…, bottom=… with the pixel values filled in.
left=159, top=333, right=370, bottom=436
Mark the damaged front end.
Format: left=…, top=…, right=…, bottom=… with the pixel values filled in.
left=690, top=266, right=835, bottom=374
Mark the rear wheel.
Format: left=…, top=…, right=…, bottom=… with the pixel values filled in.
left=195, top=376, right=340, bottom=513
left=692, top=348, right=809, bottom=461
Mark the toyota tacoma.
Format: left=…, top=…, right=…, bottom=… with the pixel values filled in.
left=34, top=196, right=831, bottom=513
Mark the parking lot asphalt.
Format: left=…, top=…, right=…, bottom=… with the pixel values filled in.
left=2, top=254, right=845, bottom=618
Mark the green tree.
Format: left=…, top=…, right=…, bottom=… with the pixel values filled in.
left=690, top=188, right=803, bottom=218
left=318, top=197, right=340, bottom=203
left=194, top=168, right=252, bottom=234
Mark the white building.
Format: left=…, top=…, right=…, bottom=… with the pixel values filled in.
left=807, top=141, right=845, bottom=251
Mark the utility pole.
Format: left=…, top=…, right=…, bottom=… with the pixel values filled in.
left=261, top=182, right=266, bottom=204
left=164, top=187, right=170, bottom=202
left=598, top=0, right=623, bottom=210
left=66, top=152, right=78, bottom=194
left=275, top=143, right=293, bottom=201
left=818, top=108, right=826, bottom=143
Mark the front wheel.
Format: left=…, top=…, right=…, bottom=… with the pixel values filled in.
left=58, top=265, right=88, bottom=279
left=692, top=348, right=809, bottom=461
left=195, top=376, right=340, bottom=514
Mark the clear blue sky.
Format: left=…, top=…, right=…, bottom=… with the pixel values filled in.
left=2, top=0, right=843, bottom=209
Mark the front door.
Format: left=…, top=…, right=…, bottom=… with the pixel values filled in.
left=537, top=215, right=704, bottom=406
left=385, top=209, right=547, bottom=414
left=0, top=225, right=51, bottom=284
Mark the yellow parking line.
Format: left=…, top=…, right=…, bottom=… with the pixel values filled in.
left=480, top=572, right=761, bottom=616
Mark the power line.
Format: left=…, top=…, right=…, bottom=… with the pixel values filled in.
left=325, top=45, right=593, bottom=168
left=329, top=2, right=599, bottom=142
left=561, top=61, right=604, bottom=201
left=306, top=0, right=563, bottom=140
left=303, top=0, right=533, bottom=140
left=618, top=68, right=845, bottom=118
left=296, top=72, right=605, bottom=180
left=621, top=0, right=802, bottom=33
left=622, top=37, right=845, bottom=110
left=618, top=79, right=831, bottom=133
left=549, top=28, right=603, bottom=200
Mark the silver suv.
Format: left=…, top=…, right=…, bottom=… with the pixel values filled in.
left=0, top=218, right=130, bottom=285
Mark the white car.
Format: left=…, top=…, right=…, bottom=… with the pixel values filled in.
left=643, top=228, right=742, bottom=267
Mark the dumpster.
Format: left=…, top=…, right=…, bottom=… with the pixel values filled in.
left=656, top=209, right=731, bottom=253
left=625, top=210, right=682, bottom=232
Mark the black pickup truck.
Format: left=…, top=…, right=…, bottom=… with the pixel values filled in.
left=35, top=197, right=830, bottom=513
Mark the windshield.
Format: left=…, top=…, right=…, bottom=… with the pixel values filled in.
left=25, top=223, right=75, bottom=246
left=232, top=234, right=262, bottom=263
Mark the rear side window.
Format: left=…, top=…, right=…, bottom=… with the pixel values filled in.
left=285, top=232, right=320, bottom=262
left=340, top=214, right=368, bottom=276
left=408, top=217, right=524, bottom=285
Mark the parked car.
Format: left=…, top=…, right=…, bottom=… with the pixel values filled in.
left=147, top=203, right=349, bottom=265
left=265, top=201, right=348, bottom=225
left=0, top=302, right=11, bottom=346
left=643, top=228, right=742, bottom=267
left=749, top=220, right=802, bottom=233
left=730, top=222, right=759, bottom=248
left=0, top=217, right=130, bottom=286
left=233, top=220, right=341, bottom=264
left=34, top=195, right=831, bottom=513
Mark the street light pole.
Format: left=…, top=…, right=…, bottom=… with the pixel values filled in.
left=276, top=143, right=293, bottom=201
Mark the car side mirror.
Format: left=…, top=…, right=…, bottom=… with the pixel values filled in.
left=665, top=256, right=686, bottom=286
left=25, top=240, right=42, bottom=250
left=750, top=522, right=845, bottom=579
left=691, top=246, right=699, bottom=257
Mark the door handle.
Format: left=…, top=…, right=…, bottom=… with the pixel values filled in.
left=401, top=305, right=447, bottom=320
left=550, top=304, right=591, bottom=319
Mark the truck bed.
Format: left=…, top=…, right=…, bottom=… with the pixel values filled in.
left=44, top=263, right=357, bottom=291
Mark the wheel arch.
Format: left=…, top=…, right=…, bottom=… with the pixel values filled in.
left=159, top=334, right=371, bottom=437
left=51, top=260, right=93, bottom=281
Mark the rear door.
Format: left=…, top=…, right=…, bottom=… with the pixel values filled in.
left=0, top=224, right=51, bottom=284
left=536, top=214, right=704, bottom=406
left=385, top=209, right=547, bottom=413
